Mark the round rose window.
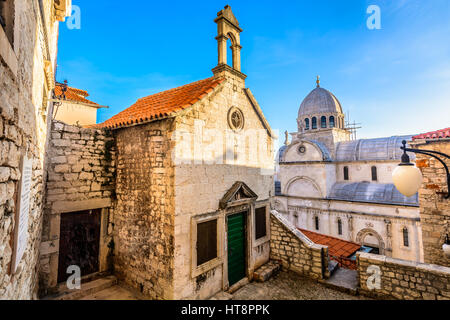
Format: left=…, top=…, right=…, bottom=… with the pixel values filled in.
left=228, top=107, right=244, bottom=131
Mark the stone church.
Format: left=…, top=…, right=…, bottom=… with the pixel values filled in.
left=87, top=5, right=274, bottom=299
left=274, top=78, right=424, bottom=263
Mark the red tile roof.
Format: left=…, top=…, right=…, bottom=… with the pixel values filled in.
left=298, top=228, right=361, bottom=258
left=95, top=77, right=225, bottom=129
left=55, top=83, right=99, bottom=106
left=412, top=128, right=450, bottom=141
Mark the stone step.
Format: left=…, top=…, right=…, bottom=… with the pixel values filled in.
left=328, top=260, right=339, bottom=276
left=43, top=275, right=118, bottom=300
left=209, top=291, right=233, bottom=300
left=320, top=268, right=359, bottom=296
left=253, top=260, right=282, bottom=282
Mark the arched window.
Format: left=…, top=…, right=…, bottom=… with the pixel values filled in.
left=321, top=116, right=327, bottom=128
left=371, top=166, right=378, bottom=181
left=344, top=166, right=349, bottom=180
left=312, top=117, right=317, bottom=129
left=403, top=227, right=409, bottom=247
left=314, top=216, right=319, bottom=231
left=329, top=116, right=335, bottom=128
left=305, top=118, right=310, bottom=130
left=337, top=218, right=342, bottom=235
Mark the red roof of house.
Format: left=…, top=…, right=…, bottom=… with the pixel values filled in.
left=298, top=228, right=361, bottom=258
left=95, top=77, right=225, bottom=129
left=412, top=128, right=450, bottom=141
left=55, top=83, right=99, bottom=106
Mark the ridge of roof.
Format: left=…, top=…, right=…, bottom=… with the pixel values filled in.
left=412, top=127, right=450, bottom=141
left=54, top=85, right=99, bottom=105
left=95, top=77, right=225, bottom=130
left=299, top=228, right=361, bottom=258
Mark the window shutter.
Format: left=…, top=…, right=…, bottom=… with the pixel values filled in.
left=196, top=220, right=217, bottom=266
left=255, top=207, right=267, bottom=240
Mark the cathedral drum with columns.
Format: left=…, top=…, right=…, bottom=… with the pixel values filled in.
left=274, top=78, right=424, bottom=263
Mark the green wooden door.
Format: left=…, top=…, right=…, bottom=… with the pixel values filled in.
left=227, top=212, right=246, bottom=286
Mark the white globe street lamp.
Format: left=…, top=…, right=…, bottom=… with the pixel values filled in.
left=393, top=140, right=450, bottom=258
left=392, top=164, right=423, bottom=197
left=393, top=140, right=449, bottom=199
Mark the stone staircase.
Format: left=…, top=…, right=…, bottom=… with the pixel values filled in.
left=320, top=267, right=359, bottom=295
left=253, top=260, right=281, bottom=282
left=209, top=260, right=282, bottom=300
left=43, top=275, right=118, bottom=300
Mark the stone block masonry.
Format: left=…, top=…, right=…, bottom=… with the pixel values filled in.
left=357, top=252, right=450, bottom=300
left=39, top=121, right=116, bottom=295
left=270, top=211, right=329, bottom=280
left=0, top=0, right=67, bottom=299
left=44, top=121, right=116, bottom=211
left=113, top=120, right=175, bottom=300
left=413, top=139, right=450, bottom=267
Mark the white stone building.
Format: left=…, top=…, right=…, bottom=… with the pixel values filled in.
left=52, top=81, right=106, bottom=126
left=274, top=79, right=424, bottom=263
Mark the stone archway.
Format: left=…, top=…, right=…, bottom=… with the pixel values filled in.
left=356, top=228, right=385, bottom=255
left=284, top=176, right=323, bottom=198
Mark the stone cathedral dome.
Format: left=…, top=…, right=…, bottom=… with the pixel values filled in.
left=298, top=77, right=343, bottom=118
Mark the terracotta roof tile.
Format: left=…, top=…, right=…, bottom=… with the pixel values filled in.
left=298, top=228, right=361, bottom=258
left=55, top=83, right=99, bottom=105
left=95, top=77, right=225, bottom=130
left=412, top=128, right=450, bottom=141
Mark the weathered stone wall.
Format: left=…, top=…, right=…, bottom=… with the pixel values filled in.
left=412, top=139, right=450, bottom=267
left=270, top=211, right=329, bottom=280
left=172, top=70, right=274, bottom=299
left=0, top=0, right=63, bottom=299
left=357, top=252, right=450, bottom=300
left=113, top=120, right=175, bottom=300
left=39, top=121, right=116, bottom=295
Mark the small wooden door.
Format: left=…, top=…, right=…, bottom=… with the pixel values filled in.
left=227, top=212, right=247, bottom=286
left=57, top=209, right=101, bottom=283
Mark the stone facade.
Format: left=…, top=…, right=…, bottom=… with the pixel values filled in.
left=109, top=69, right=274, bottom=300
left=411, top=139, right=450, bottom=267
left=39, top=120, right=116, bottom=295
left=275, top=82, right=423, bottom=263
left=172, top=71, right=274, bottom=299
left=357, top=252, right=450, bottom=300
left=113, top=120, right=175, bottom=300
left=270, top=211, right=329, bottom=280
left=92, top=6, right=275, bottom=300
left=274, top=197, right=423, bottom=262
left=0, top=0, right=70, bottom=299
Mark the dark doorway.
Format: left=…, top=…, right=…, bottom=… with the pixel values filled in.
left=227, top=211, right=247, bottom=287
left=57, top=209, right=101, bottom=284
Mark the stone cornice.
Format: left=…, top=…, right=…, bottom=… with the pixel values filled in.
left=212, top=63, right=247, bottom=80
left=275, top=194, right=419, bottom=208
left=286, top=204, right=420, bottom=222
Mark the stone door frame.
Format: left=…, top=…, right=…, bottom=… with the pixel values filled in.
left=40, top=200, right=113, bottom=294
left=222, top=203, right=253, bottom=291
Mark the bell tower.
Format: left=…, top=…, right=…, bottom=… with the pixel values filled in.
left=212, top=5, right=247, bottom=81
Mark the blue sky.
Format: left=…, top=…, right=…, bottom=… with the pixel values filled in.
left=57, top=0, right=450, bottom=143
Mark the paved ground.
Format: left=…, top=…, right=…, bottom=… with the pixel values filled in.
left=232, top=271, right=370, bottom=300
left=81, top=284, right=146, bottom=300
left=80, top=270, right=370, bottom=300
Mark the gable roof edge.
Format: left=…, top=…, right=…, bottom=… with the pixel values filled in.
left=244, top=88, right=274, bottom=138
